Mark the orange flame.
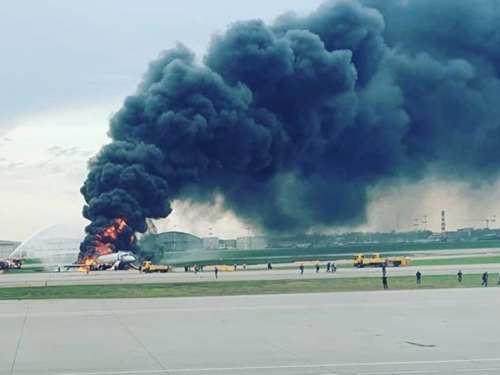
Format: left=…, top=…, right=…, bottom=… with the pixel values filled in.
left=94, top=218, right=129, bottom=255
left=77, top=256, right=97, bottom=272
left=95, top=243, right=113, bottom=255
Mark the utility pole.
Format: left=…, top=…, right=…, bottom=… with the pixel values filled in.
left=422, top=215, right=428, bottom=231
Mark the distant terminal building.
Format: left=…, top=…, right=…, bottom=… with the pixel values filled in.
left=219, top=239, right=236, bottom=249
left=0, top=240, right=21, bottom=259
left=149, top=232, right=268, bottom=251
left=237, top=236, right=252, bottom=250
left=202, top=237, right=219, bottom=250
left=154, top=231, right=202, bottom=252
left=237, top=236, right=268, bottom=250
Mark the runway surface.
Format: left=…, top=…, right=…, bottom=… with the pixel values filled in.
left=1, top=263, right=500, bottom=288
left=1, top=288, right=500, bottom=375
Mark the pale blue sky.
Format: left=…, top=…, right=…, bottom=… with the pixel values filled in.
left=0, top=0, right=324, bottom=131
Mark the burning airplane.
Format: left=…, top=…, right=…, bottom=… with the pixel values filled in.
left=77, top=218, right=137, bottom=269
left=68, top=251, right=137, bottom=272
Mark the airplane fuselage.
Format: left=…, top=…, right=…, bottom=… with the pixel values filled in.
left=96, top=251, right=136, bottom=270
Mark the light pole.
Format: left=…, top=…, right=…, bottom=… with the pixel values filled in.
left=422, top=215, right=428, bottom=231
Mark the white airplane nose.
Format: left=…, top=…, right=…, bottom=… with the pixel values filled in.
left=123, top=255, right=136, bottom=262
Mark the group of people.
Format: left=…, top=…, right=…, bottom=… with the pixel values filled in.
left=326, top=262, right=337, bottom=273
left=381, top=268, right=500, bottom=290
left=202, top=261, right=500, bottom=285
left=184, top=265, right=204, bottom=273
left=458, top=269, right=500, bottom=287
left=298, top=262, right=337, bottom=275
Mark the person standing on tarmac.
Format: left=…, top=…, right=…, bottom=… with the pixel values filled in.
left=382, top=263, right=387, bottom=277
left=326, top=262, right=331, bottom=273
left=382, top=275, right=388, bottom=290
left=215, top=266, right=219, bottom=279
left=457, top=270, right=462, bottom=283
left=315, top=263, right=320, bottom=273
left=416, top=271, right=422, bottom=285
left=299, top=264, right=305, bottom=275
left=332, top=262, right=337, bottom=272
left=481, top=271, right=488, bottom=287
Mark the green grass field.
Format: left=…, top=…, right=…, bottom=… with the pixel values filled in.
left=162, top=241, right=500, bottom=266
left=6, top=266, right=46, bottom=274
left=0, top=273, right=494, bottom=300
left=412, top=256, right=500, bottom=267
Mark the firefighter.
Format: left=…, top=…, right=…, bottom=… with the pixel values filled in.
left=215, top=266, right=219, bottom=279
left=299, top=264, right=304, bottom=275
left=416, top=271, right=422, bottom=285
left=457, top=270, right=462, bottom=283
left=326, top=262, right=331, bottom=273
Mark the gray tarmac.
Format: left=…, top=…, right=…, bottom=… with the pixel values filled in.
left=1, top=263, right=500, bottom=288
left=1, top=288, right=500, bottom=375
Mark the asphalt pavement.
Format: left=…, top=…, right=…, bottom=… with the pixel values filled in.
left=1, top=288, right=500, bottom=374
left=1, top=263, right=500, bottom=288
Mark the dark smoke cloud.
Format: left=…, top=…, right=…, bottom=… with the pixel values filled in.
left=80, top=0, right=500, bottom=257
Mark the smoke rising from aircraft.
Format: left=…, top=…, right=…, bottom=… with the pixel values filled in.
left=80, top=0, right=500, bottom=257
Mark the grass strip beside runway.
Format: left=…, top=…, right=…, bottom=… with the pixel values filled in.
left=0, top=273, right=497, bottom=300
left=411, top=256, right=500, bottom=266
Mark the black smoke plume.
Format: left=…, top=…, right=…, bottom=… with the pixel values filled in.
left=80, top=0, right=500, bottom=258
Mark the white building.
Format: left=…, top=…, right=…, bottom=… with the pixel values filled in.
left=236, top=236, right=268, bottom=250
left=237, top=236, right=252, bottom=250
left=0, top=240, right=20, bottom=259
left=202, top=236, right=219, bottom=250
left=14, top=237, right=80, bottom=260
